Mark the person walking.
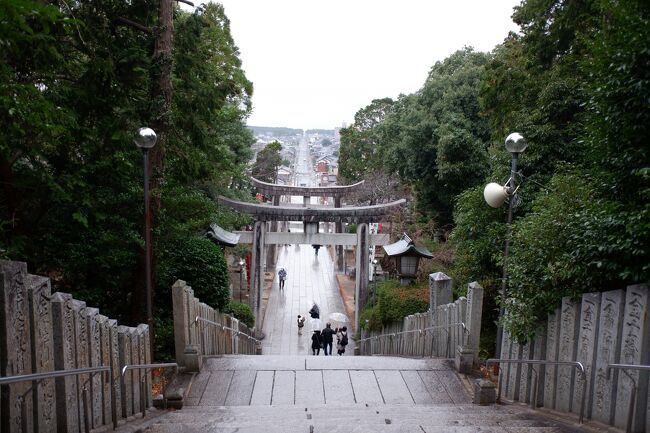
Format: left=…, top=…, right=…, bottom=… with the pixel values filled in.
left=297, top=315, right=305, bottom=335
left=311, top=330, right=322, bottom=355
left=278, top=267, right=287, bottom=290
left=308, top=303, right=320, bottom=319
left=321, top=323, right=335, bottom=356
left=336, top=326, right=349, bottom=356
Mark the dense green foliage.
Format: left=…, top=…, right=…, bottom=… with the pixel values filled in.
left=0, top=0, right=253, bottom=344
left=360, top=280, right=429, bottom=331
left=252, top=141, right=283, bottom=183
left=342, top=0, right=650, bottom=344
left=224, top=301, right=255, bottom=329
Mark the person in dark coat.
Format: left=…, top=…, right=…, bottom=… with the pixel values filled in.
left=311, top=330, right=322, bottom=355
left=321, top=323, right=335, bottom=356
left=336, top=326, right=349, bottom=356
left=308, top=303, right=320, bottom=319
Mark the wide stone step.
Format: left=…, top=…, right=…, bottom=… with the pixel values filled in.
left=186, top=356, right=471, bottom=407
left=142, top=404, right=576, bottom=433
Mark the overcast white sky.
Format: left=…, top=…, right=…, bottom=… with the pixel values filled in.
left=189, top=1, right=521, bottom=130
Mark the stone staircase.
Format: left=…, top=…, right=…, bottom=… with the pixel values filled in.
left=136, top=355, right=595, bottom=433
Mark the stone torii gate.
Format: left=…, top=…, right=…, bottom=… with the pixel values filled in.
left=251, top=176, right=365, bottom=269
left=218, top=193, right=405, bottom=335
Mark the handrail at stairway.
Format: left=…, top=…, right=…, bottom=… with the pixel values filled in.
left=194, top=315, right=261, bottom=343
left=358, top=322, right=468, bottom=343
left=486, top=358, right=586, bottom=424
left=122, top=362, right=178, bottom=418
left=606, top=363, right=650, bottom=433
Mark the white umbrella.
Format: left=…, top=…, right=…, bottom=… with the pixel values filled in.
left=309, top=318, right=322, bottom=331
left=328, top=312, right=349, bottom=323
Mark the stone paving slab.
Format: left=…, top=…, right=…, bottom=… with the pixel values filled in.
left=202, top=355, right=454, bottom=371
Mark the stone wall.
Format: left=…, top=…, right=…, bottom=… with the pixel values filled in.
left=359, top=277, right=484, bottom=372
left=172, top=280, right=258, bottom=370
left=497, top=284, right=649, bottom=433
left=0, top=260, right=151, bottom=433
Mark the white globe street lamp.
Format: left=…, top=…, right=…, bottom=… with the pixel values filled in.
left=484, top=133, right=527, bottom=358
left=134, top=127, right=157, bottom=360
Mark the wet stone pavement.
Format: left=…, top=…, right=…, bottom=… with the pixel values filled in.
left=261, top=228, right=355, bottom=356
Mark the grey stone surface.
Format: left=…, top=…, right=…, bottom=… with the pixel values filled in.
left=323, top=370, right=355, bottom=404
left=98, top=315, right=112, bottom=428
left=249, top=371, right=274, bottom=405
left=374, top=370, right=414, bottom=404
left=400, top=370, right=434, bottom=405
left=572, top=292, right=601, bottom=418
left=27, top=274, right=56, bottom=433
left=473, top=379, right=496, bottom=405
left=271, top=370, right=295, bottom=405
left=349, top=370, right=383, bottom=404
left=118, top=325, right=133, bottom=418
left=614, top=284, right=649, bottom=431
left=543, top=311, right=560, bottom=409
left=465, top=282, right=483, bottom=367
left=295, top=370, right=325, bottom=405
left=86, top=307, right=102, bottom=429
left=108, top=318, right=122, bottom=425
left=201, top=371, right=233, bottom=405
left=591, top=289, right=624, bottom=426
left=429, top=272, right=452, bottom=312
left=224, top=370, right=256, bottom=406
left=51, top=292, right=79, bottom=433
left=0, top=261, right=33, bottom=433
left=555, top=298, right=580, bottom=413
left=72, top=299, right=89, bottom=432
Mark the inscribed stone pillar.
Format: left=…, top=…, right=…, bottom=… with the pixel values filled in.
left=85, top=307, right=102, bottom=429
left=108, top=319, right=122, bottom=426
left=543, top=310, right=561, bottom=409
left=499, top=330, right=512, bottom=399
left=518, top=342, right=531, bottom=403
left=614, top=284, right=649, bottom=431
left=465, top=282, right=483, bottom=368
left=130, top=328, right=141, bottom=415
left=251, top=220, right=266, bottom=334
left=138, top=323, right=152, bottom=408
left=26, top=275, right=56, bottom=433
left=97, top=315, right=112, bottom=428
left=354, top=223, right=369, bottom=334
left=0, top=261, right=33, bottom=433
left=592, top=289, right=624, bottom=426
left=506, top=342, right=522, bottom=401
left=429, top=273, right=452, bottom=312
left=532, top=325, right=547, bottom=407
left=573, top=292, right=601, bottom=418
left=118, top=326, right=133, bottom=418
left=172, top=280, right=191, bottom=367
left=51, top=292, right=79, bottom=433
left=72, top=300, right=88, bottom=433
left=555, top=297, right=581, bottom=413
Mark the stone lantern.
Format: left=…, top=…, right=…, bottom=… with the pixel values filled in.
left=383, top=233, right=433, bottom=285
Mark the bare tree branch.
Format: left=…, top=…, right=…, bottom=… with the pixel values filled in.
left=115, top=17, right=153, bottom=34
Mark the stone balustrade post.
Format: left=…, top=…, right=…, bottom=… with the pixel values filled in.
left=456, top=282, right=483, bottom=373
left=27, top=274, right=56, bottom=433
left=429, top=272, right=452, bottom=311
left=51, top=292, right=79, bottom=433
left=0, top=261, right=33, bottom=433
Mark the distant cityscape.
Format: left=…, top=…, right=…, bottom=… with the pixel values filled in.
left=249, top=125, right=342, bottom=188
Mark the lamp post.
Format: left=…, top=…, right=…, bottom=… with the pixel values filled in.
left=484, top=132, right=527, bottom=358
left=239, top=258, right=245, bottom=303
left=134, top=127, right=157, bottom=359
left=372, top=259, right=378, bottom=303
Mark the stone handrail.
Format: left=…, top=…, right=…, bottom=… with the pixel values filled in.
left=0, top=260, right=153, bottom=433
left=497, top=284, right=649, bottom=433
left=194, top=316, right=262, bottom=343
left=606, top=364, right=650, bottom=433
left=359, top=280, right=483, bottom=374
left=172, top=279, right=259, bottom=371
left=487, top=359, right=587, bottom=424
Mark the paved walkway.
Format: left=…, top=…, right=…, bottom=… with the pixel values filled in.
left=262, top=229, right=355, bottom=355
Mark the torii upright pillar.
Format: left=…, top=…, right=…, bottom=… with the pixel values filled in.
left=334, top=196, right=344, bottom=271
left=354, top=223, right=369, bottom=334
left=251, top=220, right=266, bottom=337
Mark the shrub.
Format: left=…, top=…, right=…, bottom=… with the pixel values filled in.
left=361, top=279, right=428, bottom=330
left=156, top=235, right=230, bottom=311
left=224, top=301, right=255, bottom=329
